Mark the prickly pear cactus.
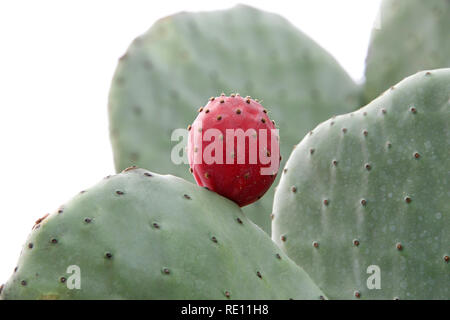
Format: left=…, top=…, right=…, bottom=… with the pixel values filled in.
left=108, top=4, right=361, bottom=233
left=364, top=0, right=450, bottom=102
left=0, top=168, right=325, bottom=300
left=272, top=69, right=450, bottom=299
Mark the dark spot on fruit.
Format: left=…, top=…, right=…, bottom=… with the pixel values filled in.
left=116, top=190, right=124, bottom=195
left=58, top=206, right=64, bottom=214
left=354, top=291, right=361, bottom=298
left=363, top=130, right=368, bottom=136
left=162, top=267, right=170, bottom=275
left=283, top=168, right=287, bottom=173
left=276, top=253, right=281, bottom=260
left=225, top=291, right=230, bottom=298
left=365, top=164, right=371, bottom=171
left=310, top=148, right=315, bottom=155
left=217, top=115, right=222, bottom=120
left=14, top=267, right=18, bottom=273
left=211, top=236, right=218, bottom=243
left=396, top=243, right=403, bottom=250
left=189, top=168, right=193, bottom=173
left=51, top=238, right=58, bottom=244
left=361, top=199, right=367, bottom=206
left=319, top=295, right=325, bottom=300
left=84, top=218, right=92, bottom=223
left=323, top=199, right=329, bottom=206
left=332, top=160, right=338, bottom=166
left=281, top=235, right=287, bottom=242
left=209, top=97, right=215, bottom=101
left=313, top=241, right=319, bottom=248
left=291, top=186, right=297, bottom=193
left=425, top=71, right=432, bottom=76
left=187, top=125, right=192, bottom=131
left=386, top=141, right=392, bottom=148
left=244, top=172, right=249, bottom=179
left=0, top=284, right=3, bottom=294
left=236, top=109, right=241, bottom=114
left=444, top=255, right=449, bottom=262
left=80, top=190, right=86, bottom=194
left=152, top=222, right=160, bottom=229
left=256, top=271, right=262, bottom=279
left=60, top=277, right=67, bottom=283
left=405, top=196, right=412, bottom=203
left=21, top=280, right=27, bottom=286
left=204, top=172, right=210, bottom=179
left=414, top=152, right=420, bottom=159
left=105, top=252, right=113, bottom=259
left=183, top=194, right=191, bottom=200
left=381, top=108, right=387, bottom=114
left=144, top=172, right=152, bottom=177
left=236, top=217, right=243, bottom=224
left=330, top=121, right=334, bottom=126
left=263, top=109, right=267, bottom=113
left=198, top=107, right=203, bottom=112
left=410, top=107, right=417, bottom=114
left=28, top=243, right=33, bottom=249
left=261, top=118, right=266, bottom=123
left=270, top=213, right=275, bottom=220
left=220, top=99, right=225, bottom=104
left=353, top=239, right=360, bottom=246
left=230, top=93, right=235, bottom=97
left=342, top=128, right=347, bottom=133
left=205, top=109, right=210, bottom=113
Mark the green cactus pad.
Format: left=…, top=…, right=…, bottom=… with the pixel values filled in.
left=364, top=0, right=450, bottom=102
left=108, top=5, right=361, bottom=233
left=272, top=69, right=450, bottom=299
left=0, top=168, right=324, bottom=300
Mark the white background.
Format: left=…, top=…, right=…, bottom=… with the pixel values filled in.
left=0, top=0, right=381, bottom=284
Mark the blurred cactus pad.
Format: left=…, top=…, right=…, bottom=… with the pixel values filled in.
left=108, top=4, right=361, bottom=233
left=364, top=0, right=450, bottom=102
left=272, top=69, right=450, bottom=299
left=0, top=168, right=325, bottom=300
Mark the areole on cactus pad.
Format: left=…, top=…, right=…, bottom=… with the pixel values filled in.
left=188, top=94, right=280, bottom=207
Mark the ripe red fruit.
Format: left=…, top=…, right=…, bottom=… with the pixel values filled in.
left=188, top=94, right=280, bottom=207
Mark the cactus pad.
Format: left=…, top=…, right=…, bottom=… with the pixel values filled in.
left=364, top=0, right=450, bottom=101
left=272, top=69, right=450, bottom=299
left=1, top=168, right=324, bottom=300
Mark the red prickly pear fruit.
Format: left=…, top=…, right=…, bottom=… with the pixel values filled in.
left=187, top=94, right=280, bottom=207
